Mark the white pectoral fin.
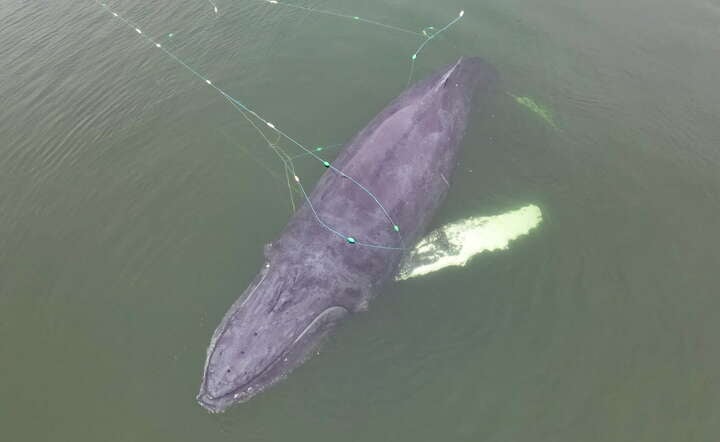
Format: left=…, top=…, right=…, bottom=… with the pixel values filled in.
left=395, top=204, right=543, bottom=281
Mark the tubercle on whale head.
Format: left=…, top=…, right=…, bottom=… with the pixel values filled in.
left=196, top=262, right=351, bottom=413
left=197, top=305, right=349, bottom=413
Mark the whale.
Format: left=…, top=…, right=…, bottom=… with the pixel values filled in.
left=197, top=57, right=499, bottom=412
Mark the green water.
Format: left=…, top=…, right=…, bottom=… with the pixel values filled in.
left=2, top=0, right=720, bottom=440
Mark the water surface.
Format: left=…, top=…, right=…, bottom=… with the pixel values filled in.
left=1, top=0, right=719, bottom=440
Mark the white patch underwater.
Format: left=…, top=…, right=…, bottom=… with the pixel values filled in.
left=396, top=205, right=542, bottom=280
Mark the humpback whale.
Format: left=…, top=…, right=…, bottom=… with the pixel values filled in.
left=197, top=57, right=499, bottom=412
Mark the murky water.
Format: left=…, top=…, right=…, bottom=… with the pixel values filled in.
left=2, top=0, right=719, bottom=440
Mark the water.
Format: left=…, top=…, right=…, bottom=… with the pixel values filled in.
left=2, top=0, right=719, bottom=440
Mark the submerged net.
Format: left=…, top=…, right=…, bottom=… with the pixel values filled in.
left=92, top=0, right=466, bottom=250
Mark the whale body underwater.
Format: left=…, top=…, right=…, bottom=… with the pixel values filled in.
left=197, top=57, right=499, bottom=412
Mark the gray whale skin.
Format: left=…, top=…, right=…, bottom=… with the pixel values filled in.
left=197, top=57, right=498, bottom=412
